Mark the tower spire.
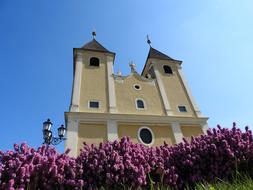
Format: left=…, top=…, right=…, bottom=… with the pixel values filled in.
left=92, top=30, right=96, bottom=39
left=147, top=35, right=151, bottom=47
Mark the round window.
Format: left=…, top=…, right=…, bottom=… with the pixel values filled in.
left=138, top=127, right=153, bottom=145
left=133, top=84, right=141, bottom=90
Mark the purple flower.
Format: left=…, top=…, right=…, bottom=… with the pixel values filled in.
left=0, top=123, right=252, bottom=189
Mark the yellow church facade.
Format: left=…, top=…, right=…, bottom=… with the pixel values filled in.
left=65, top=34, right=208, bottom=157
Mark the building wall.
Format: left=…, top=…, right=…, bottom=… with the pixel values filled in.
left=78, top=123, right=107, bottom=151
left=115, top=74, right=165, bottom=115
left=180, top=125, right=203, bottom=141
left=79, top=51, right=109, bottom=113
left=156, top=60, right=196, bottom=117
left=77, top=122, right=204, bottom=152
left=77, top=51, right=198, bottom=118
left=118, top=124, right=175, bottom=146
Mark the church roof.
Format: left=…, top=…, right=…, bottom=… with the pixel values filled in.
left=147, top=47, right=175, bottom=61
left=141, top=46, right=182, bottom=76
left=80, top=39, right=115, bottom=55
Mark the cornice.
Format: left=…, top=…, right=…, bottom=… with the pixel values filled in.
left=65, top=112, right=208, bottom=125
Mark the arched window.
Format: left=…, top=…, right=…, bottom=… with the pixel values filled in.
left=90, top=57, right=100, bottom=67
left=148, top=67, right=156, bottom=79
left=136, top=99, right=145, bottom=109
left=163, top=65, right=173, bottom=74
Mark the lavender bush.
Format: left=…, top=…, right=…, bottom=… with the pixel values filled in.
left=76, top=137, right=153, bottom=189
left=0, top=143, right=83, bottom=190
left=0, top=123, right=252, bottom=189
left=160, top=123, right=253, bottom=189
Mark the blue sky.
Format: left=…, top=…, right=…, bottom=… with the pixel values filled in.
left=0, top=0, right=252, bottom=152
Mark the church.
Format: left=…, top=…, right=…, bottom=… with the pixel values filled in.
left=65, top=32, right=208, bottom=157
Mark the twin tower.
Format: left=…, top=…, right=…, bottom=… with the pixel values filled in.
left=65, top=34, right=208, bottom=156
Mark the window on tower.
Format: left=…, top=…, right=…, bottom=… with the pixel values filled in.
left=148, top=67, right=156, bottom=79
left=163, top=65, right=173, bottom=74
left=178, top=105, right=187, bottom=112
left=136, top=99, right=145, bottom=109
left=90, top=57, right=100, bottom=67
left=89, top=101, right=99, bottom=108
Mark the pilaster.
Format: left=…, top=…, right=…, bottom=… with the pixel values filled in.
left=65, top=118, right=79, bottom=157
left=70, top=52, right=83, bottom=112
left=107, top=56, right=117, bottom=113
left=153, top=63, right=173, bottom=116
left=201, top=122, right=209, bottom=134
left=107, top=120, right=118, bottom=141
left=171, top=122, right=183, bottom=143
left=177, top=65, right=202, bottom=117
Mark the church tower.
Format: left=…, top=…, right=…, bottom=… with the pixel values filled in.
left=65, top=33, right=208, bottom=157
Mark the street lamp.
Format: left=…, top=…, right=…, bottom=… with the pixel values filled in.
left=42, top=119, right=66, bottom=145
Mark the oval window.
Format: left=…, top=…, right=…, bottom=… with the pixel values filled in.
left=138, top=127, right=153, bottom=145
left=134, top=84, right=141, bottom=90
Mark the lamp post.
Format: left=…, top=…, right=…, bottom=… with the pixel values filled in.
left=42, top=119, right=66, bottom=145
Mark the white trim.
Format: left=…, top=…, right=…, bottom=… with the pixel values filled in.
left=133, top=84, right=142, bottom=91
left=107, top=120, right=118, bottom=141
left=177, top=105, right=188, bottom=112
left=115, top=79, right=124, bottom=83
left=201, top=122, right=209, bottom=134
left=65, top=112, right=208, bottom=125
left=88, top=65, right=101, bottom=68
left=138, top=126, right=154, bottom=146
left=177, top=66, right=202, bottom=117
left=70, top=52, right=83, bottom=112
left=65, top=119, right=78, bottom=157
left=113, top=72, right=155, bottom=83
left=171, top=122, right=183, bottom=143
left=88, top=100, right=100, bottom=109
left=152, top=63, right=173, bottom=116
left=107, top=56, right=117, bottom=113
left=135, top=98, right=147, bottom=110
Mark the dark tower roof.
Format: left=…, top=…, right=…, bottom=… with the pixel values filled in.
left=147, top=47, right=175, bottom=61
left=141, top=46, right=182, bottom=76
left=80, top=39, right=115, bottom=55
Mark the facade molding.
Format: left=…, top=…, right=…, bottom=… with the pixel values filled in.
left=152, top=63, right=173, bottom=116
left=70, top=52, right=83, bottom=112
left=171, top=122, right=183, bottom=143
left=113, top=72, right=155, bottom=83
left=65, top=118, right=79, bottom=157
left=201, top=122, right=209, bottom=134
left=177, top=66, right=202, bottom=117
left=107, top=120, right=118, bottom=141
left=107, top=56, right=117, bottom=113
left=65, top=112, right=208, bottom=125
